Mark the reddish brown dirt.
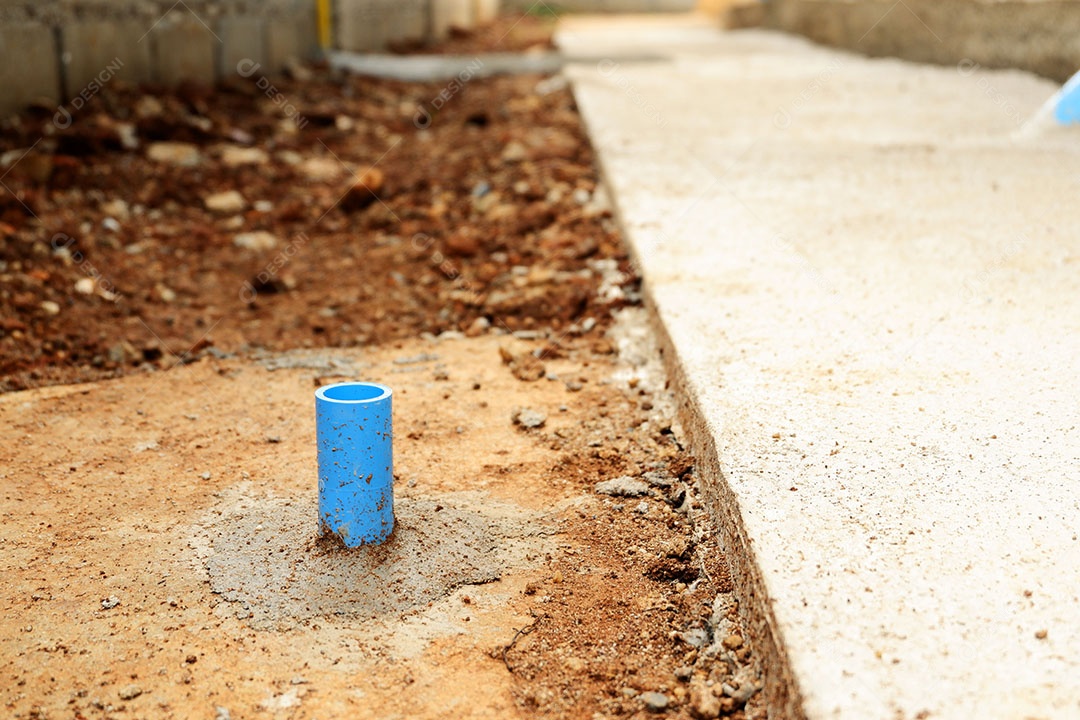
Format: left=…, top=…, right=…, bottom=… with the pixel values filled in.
left=0, top=15, right=766, bottom=720
left=0, top=33, right=621, bottom=392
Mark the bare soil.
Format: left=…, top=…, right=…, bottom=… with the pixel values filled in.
left=0, top=15, right=765, bottom=720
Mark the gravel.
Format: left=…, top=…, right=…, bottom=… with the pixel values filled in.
left=640, top=691, right=669, bottom=712
left=512, top=407, right=547, bottom=429
left=595, top=476, right=650, bottom=497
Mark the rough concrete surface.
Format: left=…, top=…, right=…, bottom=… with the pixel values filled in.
left=196, top=487, right=555, bottom=627
left=561, top=15, right=1080, bottom=720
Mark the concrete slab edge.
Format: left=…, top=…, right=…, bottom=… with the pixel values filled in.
left=572, top=89, right=808, bottom=718
left=646, top=301, right=808, bottom=720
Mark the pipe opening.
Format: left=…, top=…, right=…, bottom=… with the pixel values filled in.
left=317, top=382, right=391, bottom=403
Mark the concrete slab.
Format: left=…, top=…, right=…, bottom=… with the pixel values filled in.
left=431, top=0, right=474, bottom=40
left=0, top=23, right=61, bottom=117
left=266, top=9, right=318, bottom=71
left=60, top=21, right=153, bottom=98
left=218, top=16, right=266, bottom=79
left=150, top=13, right=219, bottom=85
left=561, top=15, right=1080, bottom=720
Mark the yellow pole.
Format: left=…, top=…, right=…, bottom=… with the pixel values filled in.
left=316, top=0, right=332, bottom=50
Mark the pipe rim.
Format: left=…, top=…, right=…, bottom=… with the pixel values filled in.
left=315, top=382, right=393, bottom=404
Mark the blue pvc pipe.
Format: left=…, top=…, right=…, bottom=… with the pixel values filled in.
left=1055, top=70, right=1080, bottom=125
left=315, top=382, right=394, bottom=546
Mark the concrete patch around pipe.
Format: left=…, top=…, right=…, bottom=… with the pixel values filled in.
left=191, top=485, right=558, bottom=629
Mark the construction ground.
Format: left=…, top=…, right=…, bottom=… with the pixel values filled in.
left=1, top=5, right=1079, bottom=720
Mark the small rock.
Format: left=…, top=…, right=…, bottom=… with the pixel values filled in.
left=445, top=231, right=480, bottom=257
left=341, top=168, right=384, bottom=212
left=147, top=141, right=201, bottom=167
left=40, top=300, right=60, bottom=315
left=102, top=217, right=121, bottom=232
left=220, top=146, right=269, bottom=167
left=722, top=679, right=759, bottom=705
left=74, top=278, right=95, bottom=295
left=512, top=407, right=547, bottom=429
left=498, top=347, right=545, bottom=382
left=118, top=684, right=142, bottom=700
left=154, top=283, right=176, bottom=303
left=200, top=471, right=211, bottom=480
left=644, top=470, right=676, bottom=488
left=100, top=199, right=130, bottom=220
left=204, top=190, right=247, bottom=214
left=101, top=596, right=120, bottom=609
left=215, top=707, right=232, bottom=720
left=595, top=476, right=650, bottom=498
left=298, top=156, right=341, bottom=180
left=465, top=317, right=490, bottom=337
left=675, top=666, right=694, bottom=682
left=501, top=140, right=528, bottom=163
left=721, top=634, right=743, bottom=650
left=135, top=96, right=164, bottom=119
left=640, top=691, right=669, bottom=712
left=233, top=231, right=279, bottom=251
left=689, top=681, right=721, bottom=719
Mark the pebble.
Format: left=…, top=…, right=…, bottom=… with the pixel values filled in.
left=298, top=156, right=340, bottom=180
left=204, top=190, right=247, bottom=214
left=689, top=682, right=721, bottom=719
left=101, top=595, right=120, bottom=609
left=147, top=142, right=201, bottom=167
left=640, top=691, right=669, bottom=712
left=118, top=684, right=143, bottom=700
left=512, top=407, right=547, bottom=429
left=595, top=476, right=650, bottom=497
left=464, top=317, right=490, bottom=337
left=233, top=231, right=279, bottom=251
left=501, top=140, right=528, bottom=163
left=342, top=168, right=384, bottom=211
left=445, top=231, right=480, bottom=257
left=722, top=680, right=759, bottom=704
left=74, top=278, right=95, bottom=295
left=675, top=666, right=694, bottom=682
left=220, top=146, right=269, bottom=166
left=40, top=300, right=60, bottom=315
left=721, top=634, right=743, bottom=650
left=102, top=217, right=121, bottom=232
left=101, top=199, right=130, bottom=220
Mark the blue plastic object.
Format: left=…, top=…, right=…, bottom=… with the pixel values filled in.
left=1054, top=70, right=1080, bottom=125
left=315, top=382, right=394, bottom=546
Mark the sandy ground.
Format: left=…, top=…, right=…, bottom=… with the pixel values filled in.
left=0, top=312, right=766, bottom=719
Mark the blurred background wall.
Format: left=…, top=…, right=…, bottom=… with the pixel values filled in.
left=2, top=0, right=1080, bottom=117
